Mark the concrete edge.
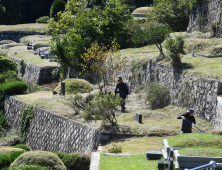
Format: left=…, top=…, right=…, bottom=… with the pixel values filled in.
left=90, top=152, right=100, bottom=170
left=197, top=53, right=222, bottom=58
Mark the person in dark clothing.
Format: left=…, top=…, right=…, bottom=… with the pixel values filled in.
left=177, top=108, right=196, bottom=134
left=115, top=77, right=128, bottom=112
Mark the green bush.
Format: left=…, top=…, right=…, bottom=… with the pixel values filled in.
left=19, top=105, right=34, bottom=139
left=0, top=71, right=22, bottom=84
left=0, top=110, right=8, bottom=129
left=10, top=151, right=66, bottom=170
left=50, top=0, right=66, bottom=18
left=36, top=16, right=50, bottom=23
left=0, top=56, right=17, bottom=74
left=13, top=144, right=31, bottom=151
left=54, top=152, right=90, bottom=170
left=107, top=143, right=122, bottom=153
left=0, top=151, right=24, bottom=169
left=164, top=35, right=185, bottom=66
left=0, top=81, right=28, bottom=95
left=65, top=94, right=95, bottom=114
left=145, top=82, right=170, bottom=109
left=83, top=93, right=123, bottom=126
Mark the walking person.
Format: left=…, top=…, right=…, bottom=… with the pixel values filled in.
left=115, top=77, right=128, bottom=112
left=177, top=108, right=196, bottom=134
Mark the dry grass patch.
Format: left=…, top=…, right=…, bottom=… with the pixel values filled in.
left=0, top=147, right=24, bottom=154
left=10, top=151, right=66, bottom=170
left=0, top=23, right=48, bottom=32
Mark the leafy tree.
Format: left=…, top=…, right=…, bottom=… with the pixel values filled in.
left=49, top=0, right=132, bottom=73
left=164, top=35, right=185, bottom=66
left=81, top=43, right=123, bottom=93
left=0, top=0, right=25, bottom=24
left=0, top=56, right=17, bottom=74
left=132, top=25, right=171, bottom=54
left=50, top=0, right=66, bottom=18
left=147, top=0, right=192, bottom=31
left=0, top=1, right=6, bottom=17
left=89, top=0, right=106, bottom=8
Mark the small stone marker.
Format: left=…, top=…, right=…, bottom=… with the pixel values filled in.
left=61, top=81, right=65, bottom=95
left=136, top=112, right=142, bottom=123
left=146, top=151, right=162, bottom=160
left=52, top=91, right=57, bottom=95
left=158, top=160, right=170, bottom=170
left=41, top=55, right=45, bottom=59
left=48, top=59, right=54, bottom=62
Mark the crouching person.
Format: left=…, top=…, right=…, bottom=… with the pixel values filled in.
left=177, top=108, right=196, bottom=134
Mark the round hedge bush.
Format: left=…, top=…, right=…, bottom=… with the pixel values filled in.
left=10, top=151, right=66, bottom=170
left=54, top=78, right=95, bottom=94
left=50, top=0, right=66, bottom=18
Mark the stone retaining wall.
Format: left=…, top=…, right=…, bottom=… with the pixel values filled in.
left=213, top=97, right=222, bottom=130
left=187, top=0, right=222, bottom=37
left=119, top=60, right=222, bottom=127
left=8, top=56, right=59, bottom=84
left=0, top=31, right=46, bottom=42
left=4, top=96, right=100, bottom=154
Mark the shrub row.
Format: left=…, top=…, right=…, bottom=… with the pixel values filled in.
left=13, top=144, right=31, bottom=151
left=0, top=81, right=28, bottom=109
left=0, top=151, right=25, bottom=169
left=54, top=152, right=90, bottom=170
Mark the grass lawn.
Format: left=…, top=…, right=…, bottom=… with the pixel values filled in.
left=167, top=133, right=222, bottom=148
left=0, top=23, right=48, bottom=32
left=178, top=147, right=222, bottom=157
left=99, top=154, right=158, bottom=170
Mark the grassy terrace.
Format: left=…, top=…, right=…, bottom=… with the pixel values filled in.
left=168, top=134, right=222, bottom=157
left=7, top=46, right=57, bottom=67
left=0, top=23, right=48, bottom=32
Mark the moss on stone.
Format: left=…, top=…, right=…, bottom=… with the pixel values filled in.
left=54, top=78, right=95, bottom=94
left=0, top=147, right=24, bottom=154
left=10, top=151, right=66, bottom=170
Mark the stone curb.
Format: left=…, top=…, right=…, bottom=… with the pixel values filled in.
left=90, top=152, right=100, bottom=170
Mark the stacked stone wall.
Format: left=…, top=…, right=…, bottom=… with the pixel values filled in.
left=0, top=31, right=46, bottom=42
left=4, top=96, right=100, bottom=154
left=8, top=56, right=59, bottom=84
left=119, top=61, right=221, bottom=127
left=187, top=0, right=222, bottom=37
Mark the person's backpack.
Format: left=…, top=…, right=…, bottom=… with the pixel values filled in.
left=124, top=82, right=130, bottom=95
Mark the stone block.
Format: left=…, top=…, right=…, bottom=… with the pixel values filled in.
left=41, top=55, right=45, bottom=59
left=146, top=151, right=162, bottom=160
left=136, top=112, right=142, bottom=123
left=27, top=46, right=32, bottom=50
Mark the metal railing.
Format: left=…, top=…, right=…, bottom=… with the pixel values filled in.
left=185, top=161, right=222, bottom=170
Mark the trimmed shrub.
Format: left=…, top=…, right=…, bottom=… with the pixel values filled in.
left=10, top=165, right=49, bottom=170
left=54, top=152, right=90, bottom=170
left=0, top=151, right=24, bottom=169
left=0, top=81, right=28, bottom=109
left=36, top=16, right=49, bottom=23
left=13, top=144, right=31, bottom=151
left=0, top=81, right=28, bottom=94
left=145, top=82, right=170, bottom=109
left=10, top=151, right=66, bottom=170
left=50, top=0, right=66, bottom=18
left=54, top=78, right=95, bottom=94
